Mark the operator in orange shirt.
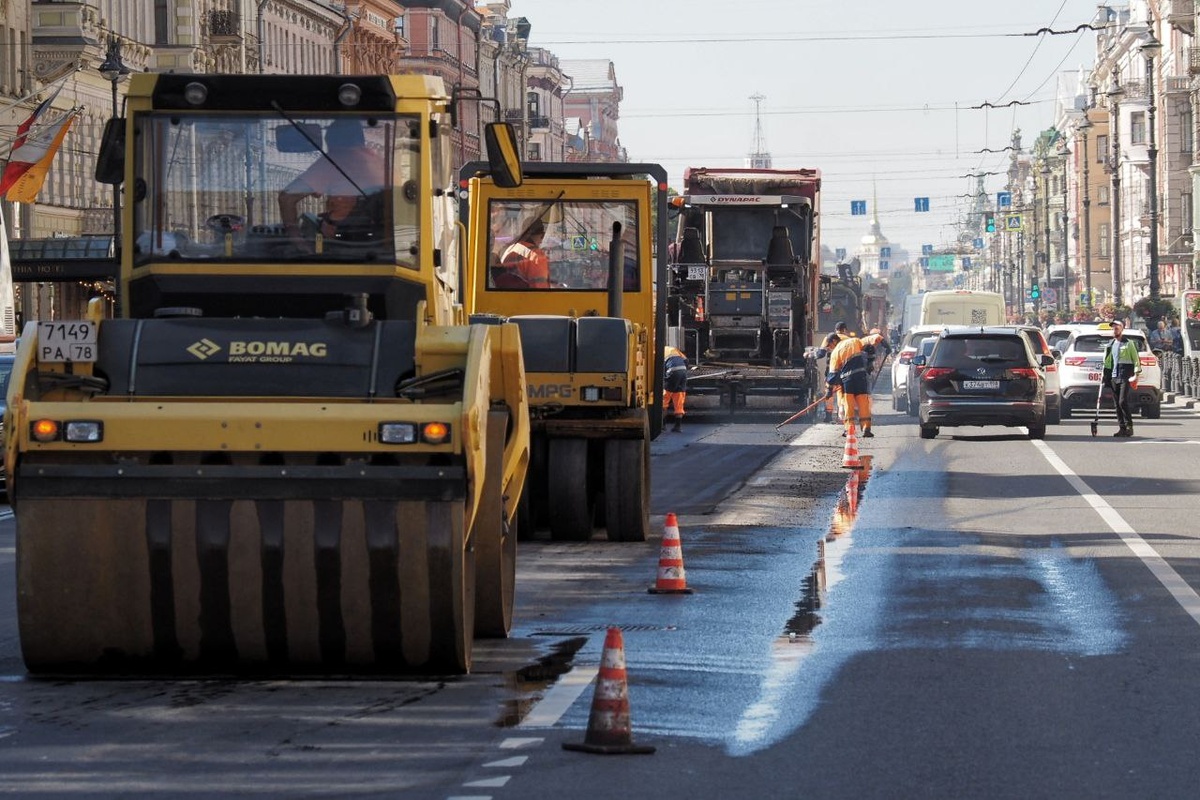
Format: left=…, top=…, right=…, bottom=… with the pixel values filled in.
left=826, top=334, right=875, bottom=437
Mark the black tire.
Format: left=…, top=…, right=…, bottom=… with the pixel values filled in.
left=1028, top=423, right=1046, bottom=440
left=1060, top=403, right=1072, bottom=419
left=547, top=438, right=594, bottom=541
left=906, top=394, right=918, bottom=417
left=892, top=392, right=904, bottom=412
left=604, top=438, right=650, bottom=542
left=919, top=424, right=938, bottom=440
left=1141, top=398, right=1162, bottom=419
left=473, top=410, right=516, bottom=638
left=1047, top=402, right=1061, bottom=425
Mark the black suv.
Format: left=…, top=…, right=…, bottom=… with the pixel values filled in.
left=914, top=327, right=1052, bottom=440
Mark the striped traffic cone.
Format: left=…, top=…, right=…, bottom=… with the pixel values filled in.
left=562, top=627, right=656, bottom=755
left=648, top=513, right=693, bottom=594
left=841, top=420, right=862, bottom=469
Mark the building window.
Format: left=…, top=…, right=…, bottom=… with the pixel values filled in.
left=1184, top=192, right=1194, bottom=234
left=1099, top=223, right=1111, bottom=257
left=1096, top=134, right=1108, bottom=160
left=1098, top=185, right=1110, bottom=205
left=528, top=142, right=541, bottom=161
left=1130, top=111, right=1146, bottom=145
left=1183, top=106, right=1195, bottom=154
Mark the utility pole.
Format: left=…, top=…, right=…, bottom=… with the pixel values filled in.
left=1108, top=78, right=1125, bottom=307
left=747, top=93, right=771, bottom=169
left=1078, top=115, right=1094, bottom=307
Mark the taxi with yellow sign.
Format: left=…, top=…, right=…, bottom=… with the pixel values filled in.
left=1059, top=322, right=1162, bottom=419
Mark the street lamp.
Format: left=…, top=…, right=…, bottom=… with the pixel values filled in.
left=1041, top=159, right=1051, bottom=315
left=1107, top=77, right=1125, bottom=306
left=1077, top=114, right=1094, bottom=307
left=1142, top=31, right=1163, bottom=299
left=1058, top=139, right=1070, bottom=311
left=98, top=37, right=130, bottom=263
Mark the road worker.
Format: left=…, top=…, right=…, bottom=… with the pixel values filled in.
left=816, top=331, right=843, bottom=424
left=663, top=346, right=689, bottom=432
left=827, top=335, right=874, bottom=437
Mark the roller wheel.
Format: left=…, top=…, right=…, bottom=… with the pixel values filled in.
left=547, top=438, right=594, bottom=541
left=520, top=435, right=548, bottom=539
left=425, top=501, right=474, bottom=673
left=474, top=410, right=516, bottom=638
left=604, top=437, right=650, bottom=542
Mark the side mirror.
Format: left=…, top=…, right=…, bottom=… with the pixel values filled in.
left=94, top=118, right=126, bottom=185
left=1050, top=348, right=1062, bottom=360
left=483, top=122, right=522, bottom=189
left=912, top=354, right=927, bottom=367
left=1039, top=353, right=1055, bottom=367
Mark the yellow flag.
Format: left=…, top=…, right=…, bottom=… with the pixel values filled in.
left=4, top=112, right=76, bottom=204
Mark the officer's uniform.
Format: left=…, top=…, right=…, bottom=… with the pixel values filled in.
left=1102, top=323, right=1142, bottom=437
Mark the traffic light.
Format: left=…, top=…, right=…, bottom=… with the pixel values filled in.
left=984, top=212, right=996, bottom=233
left=1031, top=279, right=1041, bottom=300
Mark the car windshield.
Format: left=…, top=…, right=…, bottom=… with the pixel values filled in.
left=133, top=112, right=414, bottom=265
left=1072, top=334, right=1147, bottom=353
left=931, top=336, right=1028, bottom=367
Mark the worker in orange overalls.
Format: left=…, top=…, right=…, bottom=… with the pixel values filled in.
left=663, top=346, right=689, bottom=432
left=816, top=332, right=842, bottom=424
left=827, top=334, right=875, bottom=437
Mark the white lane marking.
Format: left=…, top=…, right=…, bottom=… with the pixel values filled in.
left=1124, top=440, right=1200, bottom=445
left=482, top=756, right=528, bottom=768
left=516, top=665, right=598, bottom=729
left=463, top=777, right=511, bottom=788
left=1033, top=440, right=1200, bottom=626
left=498, top=736, right=543, bottom=749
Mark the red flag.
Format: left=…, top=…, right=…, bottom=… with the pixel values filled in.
left=4, top=110, right=77, bottom=203
left=0, top=84, right=65, bottom=196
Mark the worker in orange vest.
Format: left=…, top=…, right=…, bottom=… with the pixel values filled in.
left=817, top=331, right=843, bottom=424
left=827, top=335, right=874, bottom=437
left=663, top=346, right=689, bottom=432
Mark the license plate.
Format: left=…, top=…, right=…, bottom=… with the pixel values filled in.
left=961, top=379, right=1000, bottom=390
left=38, top=320, right=98, bottom=363
left=687, top=265, right=707, bottom=281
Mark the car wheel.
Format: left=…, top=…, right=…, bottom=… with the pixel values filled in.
left=919, top=424, right=938, bottom=440
left=1047, top=402, right=1061, bottom=425
left=892, top=392, right=904, bottom=412
left=1027, top=423, right=1046, bottom=440
left=1060, top=403, right=1072, bottom=419
left=906, top=395, right=918, bottom=417
left=1141, top=398, right=1161, bottom=419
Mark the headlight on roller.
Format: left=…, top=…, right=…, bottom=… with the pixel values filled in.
left=64, top=421, right=104, bottom=443
left=379, top=422, right=417, bottom=444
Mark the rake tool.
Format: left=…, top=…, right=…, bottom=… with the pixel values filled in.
left=776, top=394, right=830, bottom=429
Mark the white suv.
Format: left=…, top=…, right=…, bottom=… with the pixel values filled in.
left=891, top=324, right=950, bottom=411
left=1059, top=326, right=1162, bottom=419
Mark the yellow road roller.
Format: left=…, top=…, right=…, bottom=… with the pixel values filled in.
left=6, top=73, right=529, bottom=675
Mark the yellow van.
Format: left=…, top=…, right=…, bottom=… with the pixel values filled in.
left=919, top=290, right=1005, bottom=327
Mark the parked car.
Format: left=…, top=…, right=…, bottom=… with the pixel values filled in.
left=1059, top=325, right=1162, bottom=419
left=915, top=326, right=1051, bottom=440
left=904, top=335, right=938, bottom=416
left=891, top=324, right=953, bottom=412
left=997, top=325, right=1062, bottom=425
left=1045, top=323, right=1102, bottom=353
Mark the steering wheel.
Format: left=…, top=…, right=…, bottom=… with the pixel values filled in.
left=205, top=213, right=245, bottom=233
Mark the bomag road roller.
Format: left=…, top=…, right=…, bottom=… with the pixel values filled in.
left=458, top=162, right=667, bottom=542
left=5, top=73, right=531, bottom=675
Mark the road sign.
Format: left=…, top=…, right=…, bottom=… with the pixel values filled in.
left=962, top=257, right=972, bottom=270
left=928, top=254, right=956, bottom=272
left=973, top=237, right=984, bottom=249
left=914, top=197, right=930, bottom=212
left=851, top=200, right=867, bottom=215
left=1005, top=213, right=1023, bottom=231
left=997, top=191, right=1012, bottom=208
left=922, top=244, right=933, bottom=255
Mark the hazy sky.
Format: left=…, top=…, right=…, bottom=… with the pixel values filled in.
left=508, top=0, right=1106, bottom=259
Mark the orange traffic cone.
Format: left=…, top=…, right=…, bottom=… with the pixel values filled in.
left=841, top=420, right=862, bottom=469
left=562, top=627, right=656, bottom=755
left=648, top=513, right=694, bottom=594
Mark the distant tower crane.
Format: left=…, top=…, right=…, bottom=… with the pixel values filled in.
left=747, top=92, right=772, bottom=169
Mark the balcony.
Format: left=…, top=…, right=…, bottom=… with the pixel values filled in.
left=528, top=115, right=549, bottom=130
left=1169, top=0, right=1195, bottom=35
left=1190, top=46, right=1200, bottom=75
left=207, top=9, right=240, bottom=41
